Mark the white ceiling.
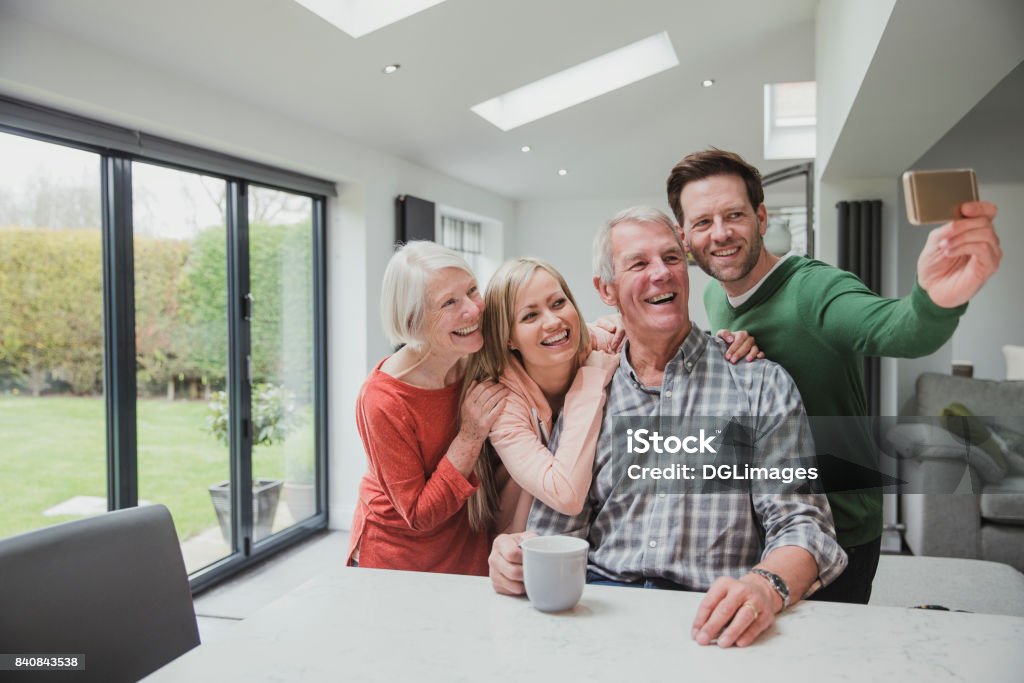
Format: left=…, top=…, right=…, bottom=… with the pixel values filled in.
left=1, top=0, right=819, bottom=201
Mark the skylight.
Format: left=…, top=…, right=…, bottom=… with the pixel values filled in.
left=471, top=32, right=679, bottom=132
left=292, top=0, right=448, bottom=38
left=763, top=81, right=816, bottom=160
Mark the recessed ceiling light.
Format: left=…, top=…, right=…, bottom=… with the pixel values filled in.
left=521, top=145, right=532, bottom=153
left=292, top=0, right=448, bottom=38
left=701, top=79, right=715, bottom=87
left=558, top=169, right=568, bottom=176
left=383, top=64, right=401, bottom=75
left=471, top=32, right=679, bottom=131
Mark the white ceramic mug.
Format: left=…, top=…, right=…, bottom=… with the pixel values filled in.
left=520, top=535, right=589, bottom=612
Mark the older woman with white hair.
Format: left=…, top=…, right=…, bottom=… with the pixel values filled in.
left=347, top=241, right=509, bottom=576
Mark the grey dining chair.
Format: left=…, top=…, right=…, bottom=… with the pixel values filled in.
left=0, top=504, right=200, bottom=682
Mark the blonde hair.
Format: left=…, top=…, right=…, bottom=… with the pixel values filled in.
left=465, top=257, right=590, bottom=531
left=379, top=241, right=476, bottom=349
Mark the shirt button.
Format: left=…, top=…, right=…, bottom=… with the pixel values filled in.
left=664, top=390, right=672, bottom=398
left=685, top=362, right=693, bottom=370
left=649, top=540, right=657, bottom=548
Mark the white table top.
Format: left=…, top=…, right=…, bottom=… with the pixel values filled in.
left=148, top=567, right=1024, bottom=682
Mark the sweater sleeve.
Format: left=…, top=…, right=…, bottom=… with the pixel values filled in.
left=357, top=387, right=478, bottom=532
left=813, top=272, right=966, bottom=358
left=489, top=365, right=609, bottom=516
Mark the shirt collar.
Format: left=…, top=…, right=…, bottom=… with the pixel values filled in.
left=618, top=322, right=708, bottom=392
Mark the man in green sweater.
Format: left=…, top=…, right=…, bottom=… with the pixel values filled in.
left=666, top=148, right=1002, bottom=603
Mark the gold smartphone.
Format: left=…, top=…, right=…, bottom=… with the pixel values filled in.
left=902, top=169, right=978, bottom=225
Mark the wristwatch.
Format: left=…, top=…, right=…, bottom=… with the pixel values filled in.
left=750, top=568, right=790, bottom=611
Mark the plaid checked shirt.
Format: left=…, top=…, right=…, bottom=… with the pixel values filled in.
left=528, top=324, right=847, bottom=590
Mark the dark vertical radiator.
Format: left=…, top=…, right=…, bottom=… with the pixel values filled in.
left=396, top=194, right=436, bottom=244
left=837, top=200, right=883, bottom=416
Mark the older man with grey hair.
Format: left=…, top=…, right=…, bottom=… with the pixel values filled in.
left=488, top=206, right=846, bottom=648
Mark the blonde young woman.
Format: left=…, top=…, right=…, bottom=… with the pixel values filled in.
left=466, top=257, right=764, bottom=533
left=465, top=258, right=618, bottom=533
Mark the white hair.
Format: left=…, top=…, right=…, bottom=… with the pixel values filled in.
left=380, top=241, right=475, bottom=348
left=592, top=206, right=681, bottom=283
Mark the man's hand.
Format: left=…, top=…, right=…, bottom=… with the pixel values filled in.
left=917, top=200, right=1001, bottom=308
left=489, top=531, right=537, bottom=595
left=715, top=329, right=765, bottom=363
left=691, top=574, right=780, bottom=648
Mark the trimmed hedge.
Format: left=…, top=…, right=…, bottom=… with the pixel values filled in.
left=0, top=223, right=312, bottom=396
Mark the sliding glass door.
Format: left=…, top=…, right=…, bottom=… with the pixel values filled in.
left=0, top=132, right=106, bottom=539
left=0, top=97, right=331, bottom=591
left=248, top=187, right=319, bottom=529
left=132, top=162, right=233, bottom=574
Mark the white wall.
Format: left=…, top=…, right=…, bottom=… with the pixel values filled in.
left=0, top=14, right=517, bottom=530
left=814, top=0, right=898, bottom=189
left=814, top=0, right=1024, bottom=265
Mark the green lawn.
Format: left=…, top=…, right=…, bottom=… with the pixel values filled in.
left=0, top=395, right=312, bottom=541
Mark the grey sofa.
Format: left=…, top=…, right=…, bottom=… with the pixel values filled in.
left=885, top=372, right=1024, bottom=572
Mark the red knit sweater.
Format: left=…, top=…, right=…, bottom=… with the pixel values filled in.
left=347, top=359, right=489, bottom=575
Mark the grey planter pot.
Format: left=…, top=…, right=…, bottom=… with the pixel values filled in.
left=208, top=478, right=283, bottom=543
left=284, top=482, right=316, bottom=521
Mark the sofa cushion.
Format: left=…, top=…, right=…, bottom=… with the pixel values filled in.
left=981, top=476, right=1024, bottom=525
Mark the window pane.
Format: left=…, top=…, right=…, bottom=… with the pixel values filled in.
left=440, top=215, right=483, bottom=273
left=0, top=132, right=106, bottom=539
left=132, top=161, right=231, bottom=573
left=249, top=186, right=317, bottom=532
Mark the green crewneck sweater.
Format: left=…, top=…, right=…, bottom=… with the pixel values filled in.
left=704, top=256, right=966, bottom=547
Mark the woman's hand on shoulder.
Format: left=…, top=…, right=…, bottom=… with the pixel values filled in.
left=587, top=314, right=626, bottom=353
left=460, top=381, right=510, bottom=442
left=716, top=329, right=765, bottom=364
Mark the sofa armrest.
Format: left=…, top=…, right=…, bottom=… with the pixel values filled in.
left=886, top=423, right=1008, bottom=485
left=885, top=424, right=968, bottom=459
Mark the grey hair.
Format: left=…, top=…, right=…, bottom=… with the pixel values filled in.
left=592, top=206, right=682, bottom=283
left=380, top=241, right=476, bottom=348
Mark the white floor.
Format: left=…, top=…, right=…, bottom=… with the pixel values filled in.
left=192, top=530, right=349, bottom=644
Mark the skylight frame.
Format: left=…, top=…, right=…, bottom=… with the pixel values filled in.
left=471, top=32, right=680, bottom=132
left=292, top=0, right=448, bottom=38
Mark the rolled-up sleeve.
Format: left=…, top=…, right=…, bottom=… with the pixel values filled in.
left=756, top=493, right=848, bottom=587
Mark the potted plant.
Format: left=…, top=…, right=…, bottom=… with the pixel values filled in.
left=205, top=383, right=299, bottom=543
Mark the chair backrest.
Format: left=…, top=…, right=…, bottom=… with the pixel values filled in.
left=0, top=504, right=200, bottom=682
